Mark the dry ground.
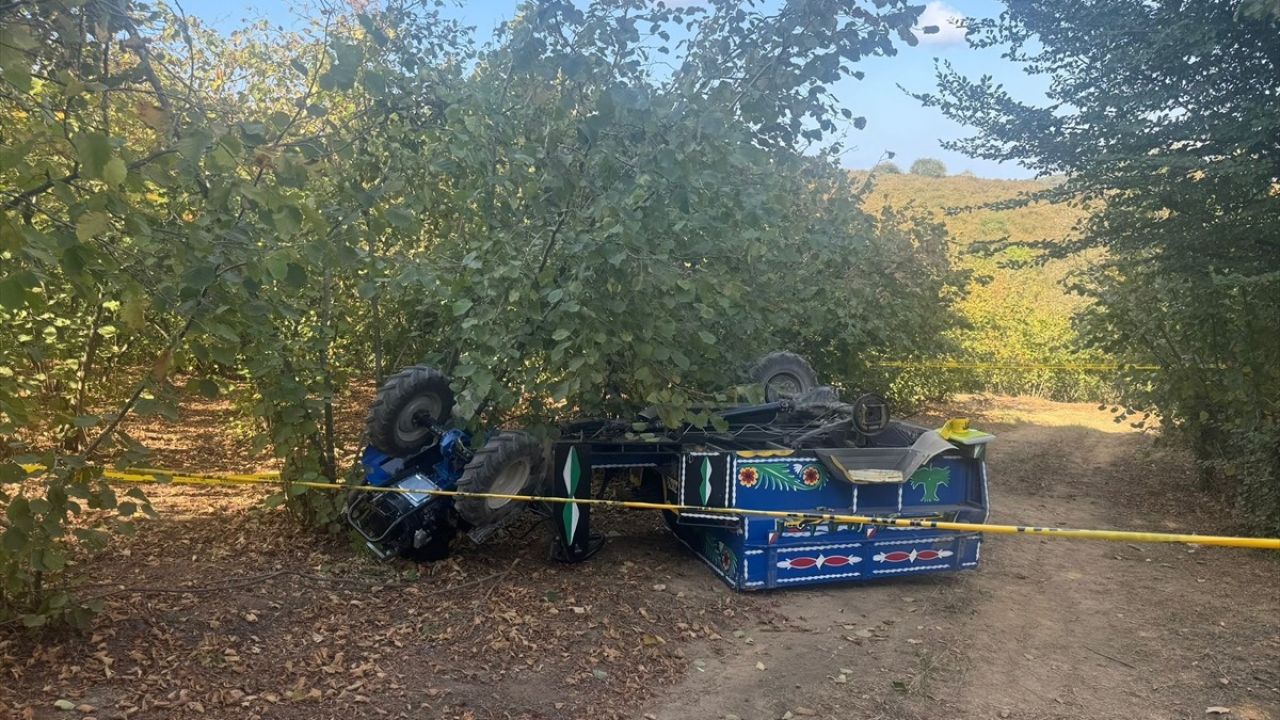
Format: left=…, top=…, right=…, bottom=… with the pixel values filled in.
left=2, top=395, right=1277, bottom=720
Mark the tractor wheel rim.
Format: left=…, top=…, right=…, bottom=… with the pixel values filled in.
left=395, top=395, right=442, bottom=446
left=766, top=372, right=802, bottom=401
left=486, top=459, right=531, bottom=509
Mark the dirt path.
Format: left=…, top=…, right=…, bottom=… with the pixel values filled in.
left=2, top=397, right=1277, bottom=720
left=643, top=397, right=1280, bottom=720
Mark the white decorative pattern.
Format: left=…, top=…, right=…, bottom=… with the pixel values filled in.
left=777, top=572, right=862, bottom=583
left=728, top=457, right=736, bottom=507
left=593, top=463, right=658, bottom=469
left=778, top=543, right=862, bottom=553
left=871, top=564, right=952, bottom=575
left=678, top=459, right=685, bottom=505
left=979, top=462, right=991, bottom=524
left=699, top=457, right=712, bottom=505
left=872, top=537, right=945, bottom=547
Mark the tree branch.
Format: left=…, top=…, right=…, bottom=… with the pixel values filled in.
left=2, top=148, right=177, bottom=212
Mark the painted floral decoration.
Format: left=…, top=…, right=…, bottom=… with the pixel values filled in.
left=718, top=546, right=735, bottom=573
left=737, top=462, right=826, bottom=491
left=801, top=465, right=821, bottom=486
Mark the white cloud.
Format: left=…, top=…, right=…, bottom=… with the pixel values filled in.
left=916, top=1, right=969, bottom=46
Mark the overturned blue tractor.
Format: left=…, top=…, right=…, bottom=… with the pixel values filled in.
left=345, top=353, right=993, bottom=590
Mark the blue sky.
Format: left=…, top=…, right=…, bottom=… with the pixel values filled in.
left=179, top=1, right=1044, bottom=179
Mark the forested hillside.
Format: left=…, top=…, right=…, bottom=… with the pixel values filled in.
left=862, top=173, right=1112, bottom=401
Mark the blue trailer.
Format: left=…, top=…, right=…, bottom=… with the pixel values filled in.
left=548, top=416, right=992, bottom=590
left=347, top=353, right=993, bottom=590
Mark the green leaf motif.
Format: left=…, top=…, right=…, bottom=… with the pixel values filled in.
left=908, top=467, right=950, bottom=503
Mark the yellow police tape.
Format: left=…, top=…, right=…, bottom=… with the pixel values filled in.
left=42, top=465, right=1275, bottom=551
left=871, top=361, right=1164, bottom=371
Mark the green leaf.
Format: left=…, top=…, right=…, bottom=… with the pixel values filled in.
left=120, top=293, right=147, bottom=330
left=2, top=527, right=28, bottom=552
left=385, top=207, right=415, bottom=230
left=6, top=496, right=32, bottom=532
left=183, top=264, right=217, bottom=289
left=0, top=270, right=37, bottom=309
left=284, top=262, right=307, bottom=288
left=452, top=298, right=473, bottom=316
left=73, top=132, right=112, bottom=179
left=75, top=211, right=111, bottom=241
left=35, top=548, right=66, bottom=572
left=176, top=127, right=213, bottom=162
left=272, top=205, right=303, bottom=236
left=191, top=378, right=220, bottom=397
left=0, top=462, right=27, bottom=484
left=103, top=156, right=127, bottom=186
left=265, top=253, right=288, bottom=280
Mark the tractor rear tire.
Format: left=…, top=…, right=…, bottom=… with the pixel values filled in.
left=750, top=351, right=820, bottom=402
left=365, top=365, right=455, bottom=457
left=454, top=431, right=545, bottom=528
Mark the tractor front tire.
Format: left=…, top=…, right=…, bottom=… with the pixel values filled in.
left=365, top=365, right=455, bottom=457
left=454, top=431, right=546, bottom=528
left=750, top=351, right=820, bottom=402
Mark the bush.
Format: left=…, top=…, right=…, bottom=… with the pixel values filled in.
left=910, top=158, right=948, bottom=177
left=872, top=161, right=903, bottom=174
left=1, top=0, right=962, bottom=627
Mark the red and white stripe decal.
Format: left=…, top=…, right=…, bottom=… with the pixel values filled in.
left=776, top=554, right=862, bottom=570
left=872, top=548, right=954, bottom=564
